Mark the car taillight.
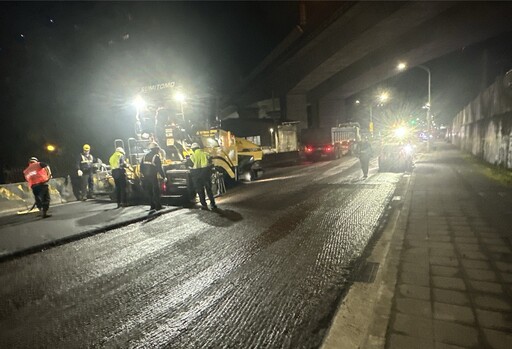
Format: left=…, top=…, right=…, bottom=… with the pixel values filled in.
left=161, top=181, right=167, bottom=192
left=324, top=145, right=333, bottom=152
left=305, top=146, right=313, bottom=153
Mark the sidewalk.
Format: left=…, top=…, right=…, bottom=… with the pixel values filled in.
left=323, top=142, right=512, bottom=349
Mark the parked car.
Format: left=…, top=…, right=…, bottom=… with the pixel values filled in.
left=378, top=143, right=414, bottom=172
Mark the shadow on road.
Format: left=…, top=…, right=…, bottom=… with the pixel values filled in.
left=186, top=207, right=243, bottom=227
left=0, top=211, right=41, bottom=227
left=214, top=208, right=243, bottom=222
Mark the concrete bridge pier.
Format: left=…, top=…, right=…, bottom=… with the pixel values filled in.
left=285, top=93, right=308, bottom=129
left=286, top=93, right=349, bottom=130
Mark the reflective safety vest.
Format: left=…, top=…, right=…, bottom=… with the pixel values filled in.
left=191, top=148, right=210, bottom=169
left=109, top=151, right=124, bottom=170
left=141, top=153, right=159, bottom=177
left=80, top=153, right=94, bottom=171
left=23, top=162, right=50, bottom=188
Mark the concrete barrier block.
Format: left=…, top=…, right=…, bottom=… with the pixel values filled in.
left=0, top=177, right=76, bottom=214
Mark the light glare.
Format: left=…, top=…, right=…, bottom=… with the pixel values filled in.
left=174, top=91, right=186, bottom=103
left=133, top=95, right=146, bottom=109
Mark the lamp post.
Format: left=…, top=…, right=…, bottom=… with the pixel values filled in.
left=363, top=92, right=389, bottom=137
left=269, top=128, right=274, bottom=149
left=174, top=91, right=186, bottom=123
left=133, top=95, right=146, bottom=139
left=397, top=62, right=432, bottom=151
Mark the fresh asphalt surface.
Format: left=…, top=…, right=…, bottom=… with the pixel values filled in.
left=0, top=155, right=405, bottom=348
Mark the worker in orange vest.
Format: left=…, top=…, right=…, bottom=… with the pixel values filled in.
left=23, top=157, right=52, bottom=218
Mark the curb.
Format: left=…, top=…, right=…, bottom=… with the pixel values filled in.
left=0, top=206, right=181, bottom=263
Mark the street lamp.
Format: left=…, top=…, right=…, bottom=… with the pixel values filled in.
left=46, top=144, right=56, bottom=173
left=269, top=128, right=274, bottom=149
left=397, top=62, right=431, bottom=151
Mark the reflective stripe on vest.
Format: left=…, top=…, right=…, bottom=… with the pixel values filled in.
left=142, top=153, right=158, bottom=166
left=80, top=154, right=93, bottom=170
left=23, top=162, right=50, bottom=187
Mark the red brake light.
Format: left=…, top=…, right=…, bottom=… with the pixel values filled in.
left=305, top=146, right=313, bottom=153
left=324, top=145, right=333, bottom=152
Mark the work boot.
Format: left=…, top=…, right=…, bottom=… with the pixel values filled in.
left=42, top=209, right=52, bottom=218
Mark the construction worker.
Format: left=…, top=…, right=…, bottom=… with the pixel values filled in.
left=23, top=157, right=52, bottom=218
left=357, top=136, right=373, bottom=179
left=140, top=142, right=165, bottom=211
left=76, top=144, right=96, bottom=200
left=190, top=142, right=217, bottom=210
left=109, top=147, right=128, bottom=208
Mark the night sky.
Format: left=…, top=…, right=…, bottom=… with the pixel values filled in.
left=1, top=2, right=511, bottom=181
left=0, top=1, right=297, bottom=178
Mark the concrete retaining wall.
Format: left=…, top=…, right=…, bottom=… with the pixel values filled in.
left=0, top=178, right=75, bottom=213
left=451, top=72, right=512, bottom=167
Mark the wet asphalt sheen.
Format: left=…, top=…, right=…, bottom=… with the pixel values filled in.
left=0, top=156, right=402, bottom=349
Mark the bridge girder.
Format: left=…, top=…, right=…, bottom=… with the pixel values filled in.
left=223, top=1, right=512, bottom=125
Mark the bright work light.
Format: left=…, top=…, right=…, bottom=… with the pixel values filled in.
left=133, top=95, right=146, bottom=110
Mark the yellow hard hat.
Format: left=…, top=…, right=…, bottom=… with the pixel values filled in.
left=83, top=144, right=91, bottom=151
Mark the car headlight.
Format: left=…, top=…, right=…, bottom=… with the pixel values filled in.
left=403, top=144, right=413, bottom=154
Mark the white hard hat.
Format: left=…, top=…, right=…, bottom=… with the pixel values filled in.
left=148, top=142, right=159, bottom=149
left=29, top=157, right=38, bottom=163
left=191, top=142, right=200, bottom=149
left=115, top=147, right=125, bottom=154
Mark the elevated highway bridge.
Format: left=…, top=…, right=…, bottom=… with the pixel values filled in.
left=221, top=1, right=512, bottom=130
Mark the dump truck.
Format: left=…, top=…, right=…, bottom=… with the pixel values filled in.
left=301, top=123, right=361, bottom=161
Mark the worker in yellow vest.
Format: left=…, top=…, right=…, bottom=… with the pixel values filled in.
left=190, top=142, right=217, bottom=210
left=109, top=147, right=128, bottom=208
